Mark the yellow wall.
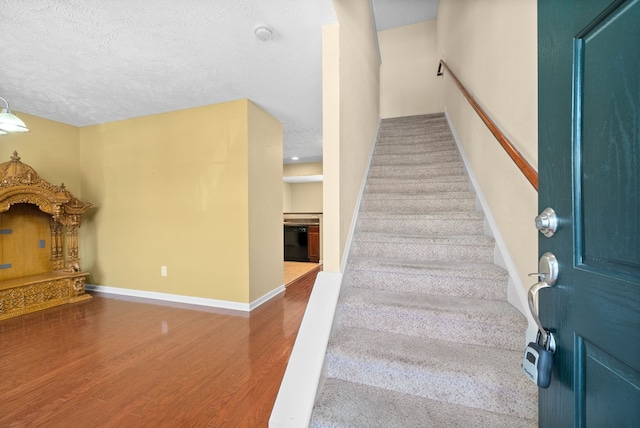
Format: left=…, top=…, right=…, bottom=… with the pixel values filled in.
left=0, top=113, right=81, bottom=195
left=437, top=0, right=538, bottom=308
left=283, top=162, right=323, bottom=213
left=283, top=162, right=322, bottom=177
left=283, top=182, right=292, bottom=212
left=323, top=0, right=380, bottom=272
left=79, top=99, right=282, bottom=304
left=289, top=182, right=323, bottom=213
left=379, top=20, right=444, bottom=118
left=247, top=101, right=284, bottom=301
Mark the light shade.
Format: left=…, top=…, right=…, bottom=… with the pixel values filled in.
left=0, top=97, right=30, bottom=134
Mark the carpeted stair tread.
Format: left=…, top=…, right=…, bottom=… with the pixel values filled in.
left=358, top=211, right=483, bottom=220
left=345, top=257, right=509, bottom=279
left=351, top=232, right=495, bottom=263
left=343, top=258, right=509, bottom=300
left=366, top=170, right=468, bottom=183
left=353, top=232, right=493, bottom=245
left=363, top=190, right=475, bottom=200
left=366, top=173, right=469, bottom=185
left=372, top=144, right=459, bottom=156
left=360, top=197, right=476, bottom=213
left=368, top=164, right=465, bottom=179
left=325, top=327, right=537, bottom=420
left=374, top=142, right=457, bottom=155
left=371, top=154, right=461, bottom=167
left=337, top=287, right=526, bottom=351
left=367, top=165, right=466, bottom=181
left=377, top=126, right=451, bottom=139
left=311, top=378, right=536, bottom=428
left=364, top=180, right=471, bottom=194
left=356, top=211, right=484, bottom=235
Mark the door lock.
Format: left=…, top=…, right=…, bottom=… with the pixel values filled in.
left=535, top=207, right=558, bottom=237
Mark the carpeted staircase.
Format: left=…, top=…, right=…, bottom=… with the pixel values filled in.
left=310, top=114, right=537, bottom=427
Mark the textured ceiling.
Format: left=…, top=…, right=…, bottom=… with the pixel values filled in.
left=372, top=0, right=439, bottom=31
left=1, top=0, right=437, bottom=164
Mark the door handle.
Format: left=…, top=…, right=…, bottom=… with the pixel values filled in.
left=528, top=252, right=558, bottom=351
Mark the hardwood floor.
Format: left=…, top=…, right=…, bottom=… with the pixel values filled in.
left=0, top=268, right=321, bottom=427
left=283, top=261, right=320, bottom=286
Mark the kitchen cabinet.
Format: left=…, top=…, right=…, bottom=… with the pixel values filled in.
left=308, top=224, right=319, bottom=263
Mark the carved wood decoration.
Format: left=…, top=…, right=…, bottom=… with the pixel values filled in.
left=0, top=152, right=92, bottom=320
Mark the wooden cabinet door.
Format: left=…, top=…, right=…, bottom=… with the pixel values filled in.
left=0, top=204, right=51, bottom=281
left=308, top=225, right=319, bottom=263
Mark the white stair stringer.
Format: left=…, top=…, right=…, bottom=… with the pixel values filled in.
left=310, top=113, right=537, bottom=427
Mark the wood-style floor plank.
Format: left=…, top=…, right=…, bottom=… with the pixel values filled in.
left=0, top=267, right=321, bottom=427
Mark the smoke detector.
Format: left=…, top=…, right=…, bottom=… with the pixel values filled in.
left=254, top=25, right=274, bottom=41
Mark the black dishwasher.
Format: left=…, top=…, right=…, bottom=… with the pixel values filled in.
left=284, top=224, right=309, bottom=262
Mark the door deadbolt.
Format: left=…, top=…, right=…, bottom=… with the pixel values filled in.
left=535, top=207, right=557, bottom=238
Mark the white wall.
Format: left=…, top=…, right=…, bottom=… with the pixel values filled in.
left=323, top=0, right=380, bottom=273
left=437, top=0, right=538, bottom=318
left=379, top=20, right=444, bottom=118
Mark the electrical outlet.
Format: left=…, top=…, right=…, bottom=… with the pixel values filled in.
left=161, top=266, right=167, bottom=277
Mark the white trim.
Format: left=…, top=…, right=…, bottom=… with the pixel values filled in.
left=85, top=284, right=285, bottom=312
left=444, top=112, right=536, bottom=343
left=283, top=175, right=323, bottom=184
left=269, top=271, right=343, bottom=428
left=249, top=285, right=287, bottom=310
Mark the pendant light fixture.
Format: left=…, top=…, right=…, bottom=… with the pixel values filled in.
left=0, top=97, right=30, bottom=134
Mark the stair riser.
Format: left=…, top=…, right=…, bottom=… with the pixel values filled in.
left=350, top=241, right=494, bottom=263
left=368, top=169, right=465, bottom=180
left=337, top=306, right=524, bottom=352
left=372, top=153, right=461, bottom=166
left=375, top=140, right=454, bottom=151
left=366, top=172, right=467, bottom=184
left=360, top=198, right=476, bottom=213
left=372, top=145, right=458, bottom=156
left=369, top=156, right=462, bottom=167
left=342, top=270, right=507, bottom=300
left=373, top=147, right=458, bottom=158
left=356, top=218, right=484, bottom=235
left=377, top=130, right=452, bottom=142
left=368, top=164, right=465, bottom=179
left=325, top=353, right=536, bottom=420
left=365, top=181, right=470, bottom=194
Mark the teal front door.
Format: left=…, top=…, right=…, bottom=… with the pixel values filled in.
left=538, top=0, right=640, bottom=426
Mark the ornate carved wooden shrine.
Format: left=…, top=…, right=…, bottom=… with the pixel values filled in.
left=0, top=152, right=92, bottom=320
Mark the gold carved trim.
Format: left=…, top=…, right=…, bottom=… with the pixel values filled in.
left=0, top=272, right=91, bottom=321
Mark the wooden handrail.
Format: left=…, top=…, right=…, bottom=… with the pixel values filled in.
left=437, top=60, right=538, bottom=191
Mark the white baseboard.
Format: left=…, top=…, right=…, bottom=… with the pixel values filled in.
left=444, top=112, right=535, bottom=344
left=85, top=284, right=285, bottom=312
